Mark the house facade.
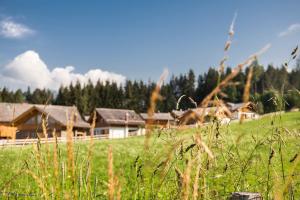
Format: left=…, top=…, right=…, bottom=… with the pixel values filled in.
left=226, top=102, right=259, bottom=120
left=140, top=113, right=175, bottom=128
left=0, top=103, right=33, bottom=139
left=91, top=108, right=145, bottom=139
left=12, top=105, right=90, bottom=139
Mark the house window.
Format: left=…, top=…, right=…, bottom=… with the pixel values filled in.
left=94, top=128, right=109, bottom=135
left=94, top=128, right=101, bottom=135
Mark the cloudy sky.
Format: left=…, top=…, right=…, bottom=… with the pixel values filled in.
left=0, top=0, right=299, bottom=90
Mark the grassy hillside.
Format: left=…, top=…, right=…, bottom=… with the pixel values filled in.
left=0, top=112, right=299, bottom=199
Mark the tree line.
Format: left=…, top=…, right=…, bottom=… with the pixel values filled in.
left=1, top=59, right=300, bottom=116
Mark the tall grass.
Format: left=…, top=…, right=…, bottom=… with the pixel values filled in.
left=0, top=112, right=299, bottom=199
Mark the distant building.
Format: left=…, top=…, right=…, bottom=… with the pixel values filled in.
left=170, top=110, right=186, bottom=124
left=0, top=103, right=33, bottom=139
left=0, top=103, right=32, bottom=126
left=12, top=105, right=90, bottom=139
left=177, top=106, right=231, bottom=126
left=0, top=103, right=89, bottom=139
left=140, top=113, right=175, bottom=128
left=226, top=102, right=259, bottom=120
left=90, top=108, right=145, bottom=139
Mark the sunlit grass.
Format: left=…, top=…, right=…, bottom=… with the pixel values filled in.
left=0, top=112, right=299, bottom=199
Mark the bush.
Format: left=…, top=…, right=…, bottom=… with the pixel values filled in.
left=260, top=90, right=284, bottom=113
left=285, top=90, right=300, bottom=110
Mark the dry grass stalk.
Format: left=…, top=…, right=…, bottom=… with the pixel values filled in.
left=87, top=110, right=96, bottom=196
left=195, top=44, right=270, bottom=124
left=284, top=45, right=298, bottom=70
left=145, top=69, right=168, bottom=149
left=243, top=66, right=253, bottom=103
left=108, top=145, right=115, bottom=200
left=240, top=66, right=253, bottom=123
left=25, top=169, right=50, bottom=199
left=32, top=141, right=47, bottom=181
left=192, top=164, right=201, bottom=200
left=115, top=176, right=122, bottom=200
left=147, top=69, right=169, bottom=118
left=182, top=158, right=192, bottom=200
left=52, top=129, right=60, bottom=195
left=219, top=12, right=236, bottom=74
left=180, top=111, right=198, bottom=127
left=41, top=117, right=52, bottom=164
left=194, top=134, right=214, bottom=160
left=66, top=108, right=76, bottom=199
left=180, top=99, right=231, bottom=126
left=90, top=110, right=96, bottom=137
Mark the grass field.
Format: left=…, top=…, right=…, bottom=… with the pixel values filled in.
left=0, top=111, right=300, bottom=199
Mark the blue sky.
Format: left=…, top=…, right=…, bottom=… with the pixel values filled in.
left=0, top=0, right=299, bottom=90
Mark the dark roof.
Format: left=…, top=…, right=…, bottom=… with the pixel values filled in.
left=13, top=105, right=90, bottom=128
left=95, top=108, right=145, bottom=126
left=35, top=105, right=90, bottom=128
left=140, top=113, right=174, bottom=121
left=0, top=103, right=33, bottom=123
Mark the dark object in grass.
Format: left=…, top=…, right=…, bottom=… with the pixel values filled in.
left=229, top=192, right=262, bottom=200
left=184, top=143, right=196, bottom=153
left=289, top=153, right=298, bottom=163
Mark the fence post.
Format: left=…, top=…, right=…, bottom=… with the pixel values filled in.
left=228, top=192, right=262, bottom=200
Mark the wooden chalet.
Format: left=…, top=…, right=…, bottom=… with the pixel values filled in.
left=140, top=113, right=175, bottom=128
left=12, top=105, right=90, bottom=139
left=226, top=102, right=259, bottom=120
left=178, top=106, right=231, bottom=126
left=0, top=103, right=32, bottom=139
left=90, top=108, right=145, bottom=138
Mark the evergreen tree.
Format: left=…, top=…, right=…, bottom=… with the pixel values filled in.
left=31, top=89, right=53, bottom=104
left=14, top=89, right=24, bottom=103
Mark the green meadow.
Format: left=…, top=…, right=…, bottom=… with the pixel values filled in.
left=0, top=111, right=299, bottom=199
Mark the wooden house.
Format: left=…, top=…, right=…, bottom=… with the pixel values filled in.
left=12, top=105, right=90, bottom=139
left=90, top=108, right=145, bottom=138
left=178, top=106, right=231, bottom=126
left=140, top=113, right=175, bottom=128
left=226, top=102, right=259, bottom=120
left=0, top=103, right=32, bottom=139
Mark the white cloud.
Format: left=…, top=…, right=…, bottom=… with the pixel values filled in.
left=0, top=19, right=35, bottom=39
left=3, top=51, right=52, bottom=88
left=0, top=50, right=126, bottom=90
left=278, top=23, right=300, bottom=37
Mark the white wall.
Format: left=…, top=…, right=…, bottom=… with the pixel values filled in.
left=137, top=128, right=146, bottom=136
left=94, top=126, right=144, bottom=139
left=233, top=111, right=259, bottom=120
left=109, top=127, right=126, bottom=139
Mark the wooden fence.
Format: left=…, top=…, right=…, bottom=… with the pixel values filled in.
left=0, top=135, right=109, bottom=146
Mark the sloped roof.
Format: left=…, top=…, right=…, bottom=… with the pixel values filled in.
left=140, top=113, right=174, bottom=121
left=35, top=105, right=90, bottom=128
left=226, top=102, right=255, bottom=112
left=13, top=105, right=90, bottom=128
left=95, top=108, right=145, bottom=126
left=0, top=103, right=33, bottom=123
